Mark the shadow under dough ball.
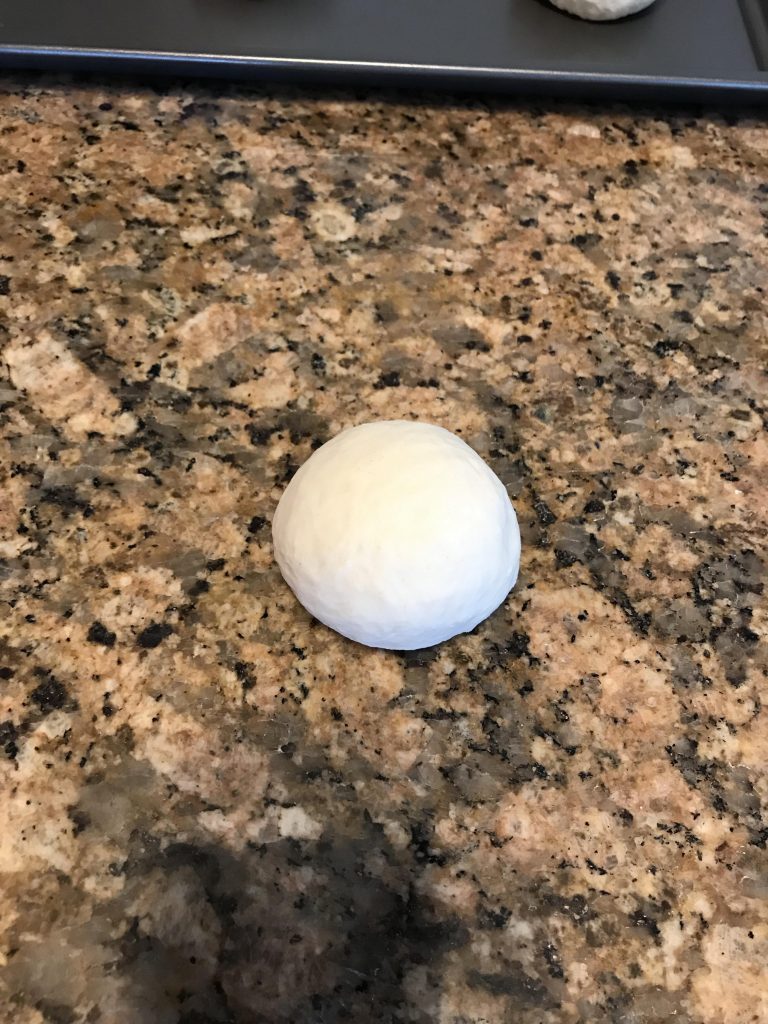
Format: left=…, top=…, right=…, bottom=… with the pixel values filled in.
left=272, top=420, right=521, bottom=650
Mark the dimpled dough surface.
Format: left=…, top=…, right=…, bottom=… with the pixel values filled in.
left=550, top=0, right=656, bottom=20
left=272, top=421, right=521, bottom=650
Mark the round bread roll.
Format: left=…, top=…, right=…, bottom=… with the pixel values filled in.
left=550, top=0, right=657, bottom=20
left=272, top=421, right=521, bottom=650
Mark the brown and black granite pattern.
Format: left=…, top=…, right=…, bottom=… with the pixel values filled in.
left=0, top=76, right=766, bottom=1024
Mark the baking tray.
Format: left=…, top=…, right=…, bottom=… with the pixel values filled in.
left=0, top=0, right=767, bottom=101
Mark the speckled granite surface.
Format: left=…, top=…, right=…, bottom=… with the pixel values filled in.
left=0, top=77, right=766, bottom=1024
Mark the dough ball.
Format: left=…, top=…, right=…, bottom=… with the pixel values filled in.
left=549, top=0, right=657, bottom=20
left=272, top=421, right=521, bottom=650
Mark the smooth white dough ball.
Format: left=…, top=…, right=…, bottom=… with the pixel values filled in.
left=272, top=421, right=521, bottom=650
left=550, top=0, right=656, bottom=20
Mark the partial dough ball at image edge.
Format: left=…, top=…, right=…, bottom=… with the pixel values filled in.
left=272, top=420, right=521, bottom=650
left=549, top=0, right=657, bottom=20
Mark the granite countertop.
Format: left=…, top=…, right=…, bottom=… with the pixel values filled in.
left=0, top=76, right=766, bottom=1024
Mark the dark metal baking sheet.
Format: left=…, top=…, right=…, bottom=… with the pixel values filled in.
left=0, top=0, right=767, bottom=101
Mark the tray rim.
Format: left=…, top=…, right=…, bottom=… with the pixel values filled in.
left=1, top=42, right=767, bottom=100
